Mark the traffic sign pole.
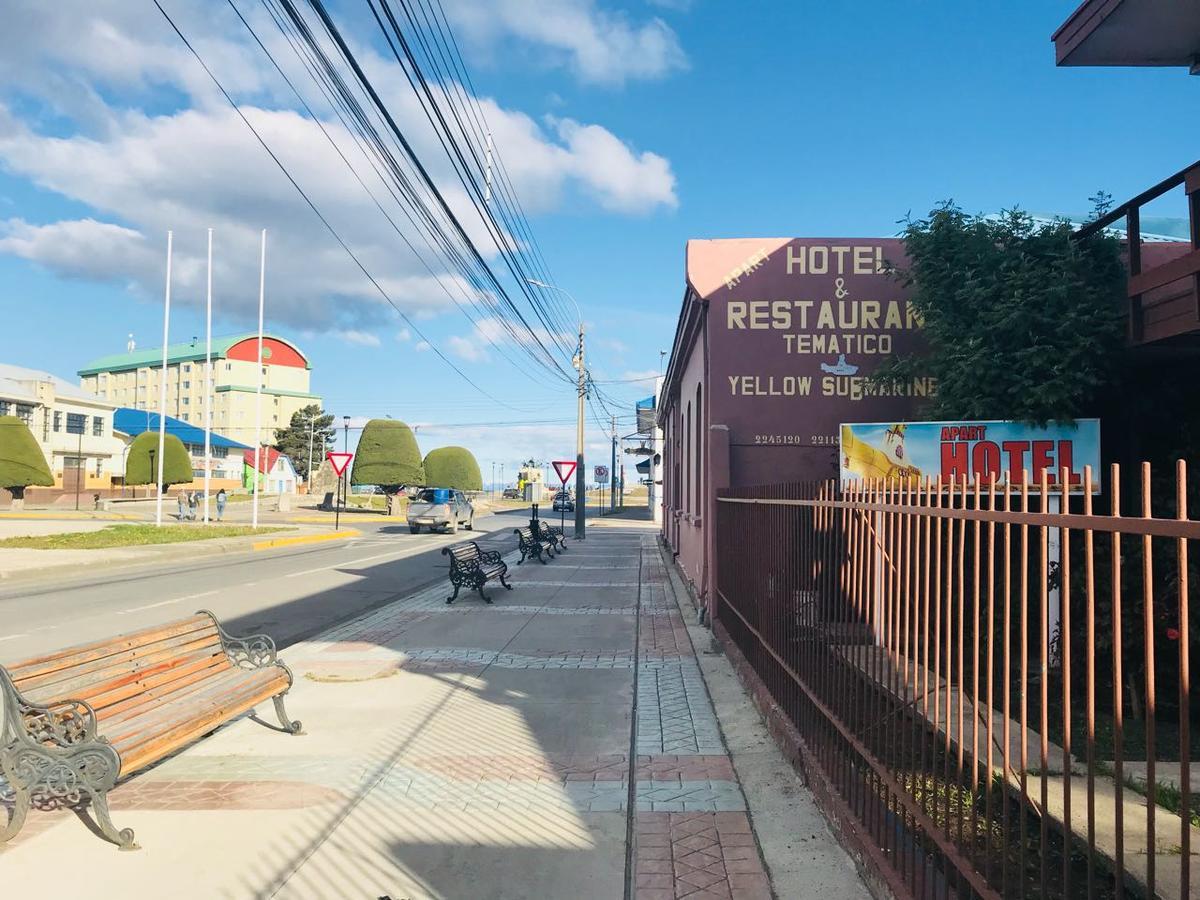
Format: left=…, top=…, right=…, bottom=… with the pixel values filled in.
left=326, top=452, right=354, bottom=532
left=551, top=460, right=577, bottom=539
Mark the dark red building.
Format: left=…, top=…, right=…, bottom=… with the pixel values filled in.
left=657, top=238, right=928, bottom=612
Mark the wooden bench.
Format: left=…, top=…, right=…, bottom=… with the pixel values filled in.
left=443, top=541, right=511, bottom=604
left=537, top=520, right=567, bottom=554
left=0, top=611, right=299, bottom=850
left=514, top=526, right=550, bottom=564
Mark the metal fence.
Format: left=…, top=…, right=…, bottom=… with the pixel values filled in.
left=714, top=464, right=1197, bottom=899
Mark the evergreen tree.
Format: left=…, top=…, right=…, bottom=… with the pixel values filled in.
left=125, top=432, right=192, bottom=488
left=0, top=415, right=53, bottom=500
left=350, top=419, right=424, bottom=496
left=274, top=404, right=335, bottom=480
left=423, top=446, right=482, bottom=491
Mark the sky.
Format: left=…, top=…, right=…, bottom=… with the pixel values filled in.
left=1, top=0, right=1197, bottom=486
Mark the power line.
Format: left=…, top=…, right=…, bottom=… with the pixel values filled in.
left=153, top=0, right=526, bottom=411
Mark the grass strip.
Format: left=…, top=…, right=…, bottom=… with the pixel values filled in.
left=0, top=524, right=291, bottom=550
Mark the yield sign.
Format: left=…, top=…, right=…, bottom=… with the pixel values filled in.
left=327, top=451, right=353, bottom=477
left=551, top=460, right=577, bottom=484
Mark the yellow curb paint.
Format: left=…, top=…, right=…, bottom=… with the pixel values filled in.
left=287, top=515, right=385, bottom=523
left=252, top=529, right=360, bottom=551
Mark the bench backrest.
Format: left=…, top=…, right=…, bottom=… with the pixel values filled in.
left=515, top=527, right=536, bottom=541
left=2, top=614, right=229, bottom=724
left=445, top=542, right=482, bottom=566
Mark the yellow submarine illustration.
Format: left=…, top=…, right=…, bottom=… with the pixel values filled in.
left=840, top=423, right=923, bottom=482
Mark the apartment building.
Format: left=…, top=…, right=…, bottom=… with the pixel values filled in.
left=78, top=334, right=321, bottom=444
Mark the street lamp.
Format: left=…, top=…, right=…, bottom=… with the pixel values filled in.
left=342, top=415, right=351, bottom=511
left=526, top=278, right=586, bottom=540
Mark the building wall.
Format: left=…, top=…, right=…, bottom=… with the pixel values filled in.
left=660, top=237, right=929, bottom=609
left=0, top=377, right=124, bottom=492
left=80, top=337, right=319, bottom=443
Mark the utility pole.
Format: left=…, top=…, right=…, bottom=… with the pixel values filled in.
left=611, top=414, right=617, bottom=514
left=527, top=278, right=586, bottom=539
left=342, top=415, right=350, bottom=511
left=155, top=231, right=172, bottom=527
left=574, top=325, right=586, bottom=537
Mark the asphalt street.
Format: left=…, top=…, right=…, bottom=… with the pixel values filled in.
left=0, top=504, right=618, bottom=664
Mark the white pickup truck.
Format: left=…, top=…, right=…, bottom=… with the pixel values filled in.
left=407, top=488, right=474, bottom=534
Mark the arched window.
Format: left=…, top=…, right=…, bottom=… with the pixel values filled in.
left=694, top=384, right=703, bottom=516
left=684, top=401, right=692, bottom=514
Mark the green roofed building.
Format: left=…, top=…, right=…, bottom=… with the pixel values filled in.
left=78, top=334, right=320, bottom=446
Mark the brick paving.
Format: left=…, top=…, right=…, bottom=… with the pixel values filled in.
left=636, top=812, right=771, bottom=900
left=0, top=522, right=784, bottom=899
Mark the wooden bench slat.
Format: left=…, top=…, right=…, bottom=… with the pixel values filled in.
left=102, top=667, right=279, bottom=749
left=16, top=633, right=223, bottom=702
left=91, top=655, right=233, bottom=724
left=110, top=671, right=287, bottom=774
left=8, top=617, right=219, bottom=685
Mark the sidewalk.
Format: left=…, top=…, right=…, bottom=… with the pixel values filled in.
left=0, top=514, right=867, bottom=899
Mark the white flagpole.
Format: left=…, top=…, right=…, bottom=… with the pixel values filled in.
left=155, top=231, right=173, bottom=527
left=252, top=229, right=266, bottom=529
left=203, top=228, right=213, bottom=524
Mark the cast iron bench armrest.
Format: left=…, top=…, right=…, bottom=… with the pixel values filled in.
left=0, top=667, right=101, bottom=748
left=197, top=609, right=281, bottom=671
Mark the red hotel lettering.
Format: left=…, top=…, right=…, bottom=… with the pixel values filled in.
left=940, top=439, right=1083, bottom=485
left=971, top=440, right=1001, bottom=481
left=941, top=441, right=969, bottom=482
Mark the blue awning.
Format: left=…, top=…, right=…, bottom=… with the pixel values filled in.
left=113, top=408, right=251, bottom=450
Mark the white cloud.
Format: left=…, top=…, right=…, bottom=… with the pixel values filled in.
left=0, top=0, right=678, bottom=333
left=445, top=0, right=687, bottom=86
left=395, top=328, right=412, bottom=342
left=447, top=334, right=488, bottom=362
left=334, top=329, right=382, bottom=347
left=414, top=340, right=432, bottom=352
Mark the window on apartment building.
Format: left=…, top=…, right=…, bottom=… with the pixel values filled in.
left=53, top=411, right=61, bottom=432
left=92, top=416, right=103, bottom=437
left=66, top=413, right=86, bottom=435
left=181, top=413, right=189, bottom=422
left=0, top=401, right=8, bottom=417
left=95, top=459, right=103, bottom=477
left=192, top=469, right=206, bottom=479
left=182, top=397, right=189, bottom=406
left=213, top=446, right=228, bottom=459
left=226, top=363, right=232, bottom=371
left=183, top=364, right=191, bottom=373
left=16, top=404, right=34, bottom=426
left=183, top=380, right=190, bottom=389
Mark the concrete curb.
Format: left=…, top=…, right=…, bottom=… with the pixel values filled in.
left=0, top=512, right=142, bottom=521
left=251, top=529, right=360, bottom=551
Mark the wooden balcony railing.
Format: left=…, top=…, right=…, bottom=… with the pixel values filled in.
left=1074, top=160, right=1200, bottom=345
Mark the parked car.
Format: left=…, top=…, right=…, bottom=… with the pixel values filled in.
left=552, top=491, right=575, bottom=512
left=502, top=488, right=521, bottom=500
left=407, top=488, right=474, bottom=534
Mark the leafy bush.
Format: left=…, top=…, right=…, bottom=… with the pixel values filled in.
left=350, top=419, right=424, bottom=494
left=875, top=205, right=1126, bottom=424
left=0, top=415, right=53, bottom=497
left=125, top=432, right=192, bottom=487
left=423, top=446, right=482, bottom=491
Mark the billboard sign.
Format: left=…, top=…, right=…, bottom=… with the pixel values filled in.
left=839, top=419, right=1101, bottom=492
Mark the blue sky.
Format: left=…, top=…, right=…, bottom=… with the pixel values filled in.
left=1, top=0, right=1196, bottom=483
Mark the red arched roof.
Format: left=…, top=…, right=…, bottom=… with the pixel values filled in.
left=227, top=337, right=308, bottom=368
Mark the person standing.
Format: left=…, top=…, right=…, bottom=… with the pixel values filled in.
left=216, top=488, right=227, bottom=522
left=177, top=490, right=188, bottom=522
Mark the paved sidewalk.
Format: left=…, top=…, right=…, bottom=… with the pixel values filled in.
left=0, top=515, right=866, bottom=899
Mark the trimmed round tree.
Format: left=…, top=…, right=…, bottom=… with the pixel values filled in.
left=423, top=446, right=482, bottom=491
left=125, top=432, right=193, bottom=488
left=0, top=415, right=53, bottom=503
left=350, top=419, right=424, bottom=496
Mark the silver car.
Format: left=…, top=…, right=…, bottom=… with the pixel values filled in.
left=407, top=488, right=474, bottom=534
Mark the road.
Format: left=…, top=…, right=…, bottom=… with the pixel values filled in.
left=0, top=508, right=524, bottom=663
left=0, top=504, right=622, bottom=664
